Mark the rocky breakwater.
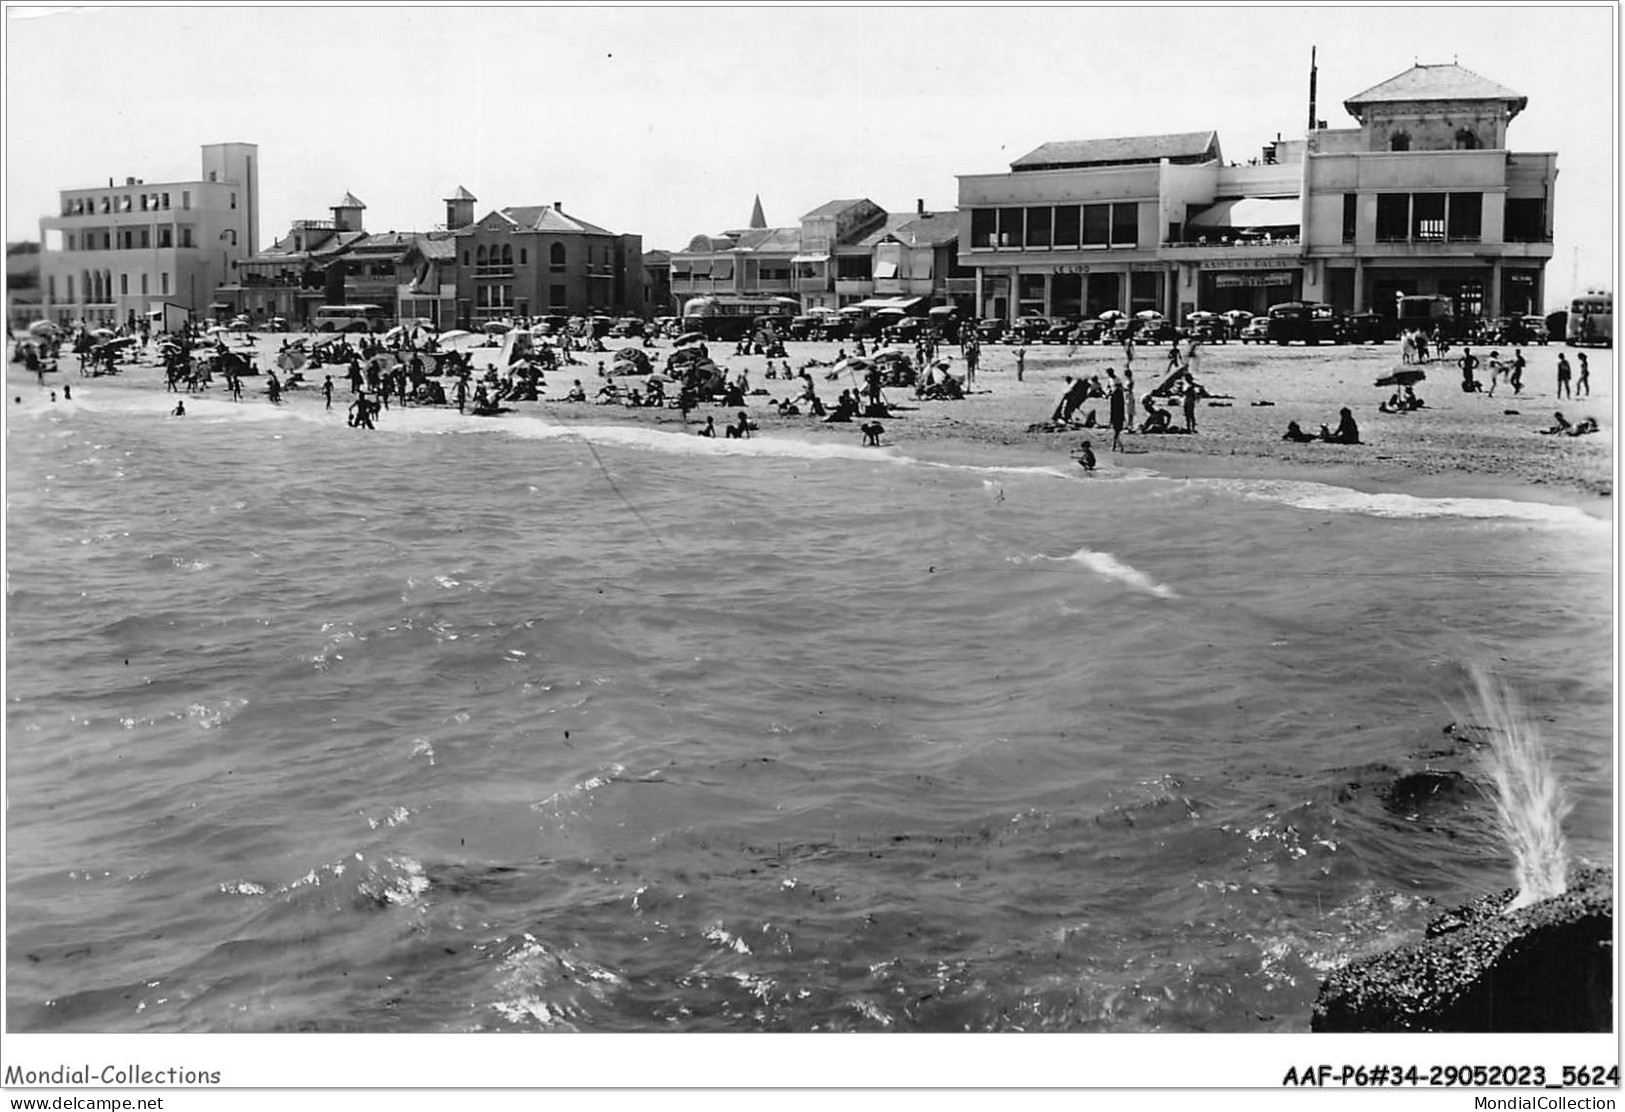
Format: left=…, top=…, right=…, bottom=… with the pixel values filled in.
left=1312, top=865, right=1613, bottom=1032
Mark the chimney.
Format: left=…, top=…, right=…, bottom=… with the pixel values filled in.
left=126, top=177, right=136, bottom=186
left=1307, top=45, right=1318, bottom=132
left=554, top=201, right=563, bottom=211
left=916, top=198, right=925, bottom=215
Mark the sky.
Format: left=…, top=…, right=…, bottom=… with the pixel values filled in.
left=4, top=4, right=1617, bottom=306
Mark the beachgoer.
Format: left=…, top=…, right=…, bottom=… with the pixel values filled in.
left=724, top=411, right=754, bottom=439
left=861, top=421, right=885, bottom=446
left=566, top=380, right=586, bottom=402
left=62, top=384, right=70, bottom=401
left=1282, top=420, right=1316, bottom=443
left=172, top=399, right=185, bottom=416
left=1072, top=439, right=1097, bottom=471
left=1538, top=411, right=1572, bottom=435
left=1459, top=348, right=1481, bottom=392
left=1013, top=346, right=1025, bottom=383
left=1576, top=353, right=1590, bottom=397
left=1182, top=376, right=1199, bottom=433
left=1109, top=379, right=1126, bottom=451
left=1321, top=407, right=1360, bottom=444
left=1510, top=350, right=1526, bottom=395
left=323, top=375, right=334, bottom=410
left=1556, top=353, right=1572, bottom=399
left=1567, top=416, right=1600, bottom=437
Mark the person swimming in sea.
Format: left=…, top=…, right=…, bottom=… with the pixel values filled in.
left=172, top=399, right=185, bottom=416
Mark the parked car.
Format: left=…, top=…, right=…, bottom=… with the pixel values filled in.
left=1184, top=312, right=1227, bottom=343
left=1340, top=311, right=1395, bottom=343
left=1134, top=316, right=1176, bottom=344
left=1008, top=316, right=1050, bottom=344
left=882, top=316, right=930, bottom=344
left=817, top=317, right=854, bottom=341
left=1239, top=317, right=1272, bottom=343
left=608, top=317, right=645, bottom=338
left=975, top=318, right=1006, bottom=343
left=787, top=315, right=822, bottom=341
left=1521, top=315, right=1551, bottom=345
left=1266, top=301, right=1341, bottom=345
left=1070, top=318, right=1110, bottom=345
left=1043, top=317, right=1081, bottom=344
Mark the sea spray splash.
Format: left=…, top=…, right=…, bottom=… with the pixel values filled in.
left=1459, top=665, right=1572, bottom=912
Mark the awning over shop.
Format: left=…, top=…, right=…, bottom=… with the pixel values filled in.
left=872, top=260, right=899, bottom=279
left=852, top=296, right=924, bottom=311
left=1187, top=197, right=1302, bottom=229
left=790, top=253, right=830, bottom=264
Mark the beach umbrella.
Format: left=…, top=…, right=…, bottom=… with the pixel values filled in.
left=1375, top=369, right=1426, bottom=388
left=1221, top=309, right=1254, bottom=322
left=1097, top=310, right=1126, bottom=321
left=482, top=321, right=511, bottom=335
left=675, top=331, right=705, bottom=346
left=1135, top=310, right=1164, bottom=321
left=838, top=305, right=866, bottom=315
left=806, top=306, right=838, bottom=316
left=28, top=320, right=61, bottom=338
left=91, top=327, right=116, bottom=339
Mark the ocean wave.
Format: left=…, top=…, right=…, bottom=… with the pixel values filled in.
left=1021, top=548, right=1178, bottom=599
left=1188, top=476, right=1604, bottom=527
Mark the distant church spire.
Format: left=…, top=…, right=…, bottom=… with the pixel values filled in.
left=749, top=194, right=766, bottom=229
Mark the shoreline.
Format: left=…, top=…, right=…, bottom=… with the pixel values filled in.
left=14, top=332, right=1615, bottom=519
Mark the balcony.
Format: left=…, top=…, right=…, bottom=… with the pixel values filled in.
left=835, top=279, right=873, bottom=297
left=1158, top=238, right=1303, bottom=262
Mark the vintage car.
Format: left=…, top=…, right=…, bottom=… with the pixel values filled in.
left=974, top=318, right=1007, bottom=343
left=607, top=317, right=645, bottom=338
left=1266, top=301, right=1341, bottom=345
left=1133, top=316, right=1176, bottom=344
left=881, top=316, right=930, bottom=344
left=1238, top=316, right=1273, bottom=343
left=1043, top=317, right=1081, bottom=344
left=1340, top=311, right=1395, bottom=343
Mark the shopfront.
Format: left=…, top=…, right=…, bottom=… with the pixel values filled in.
left=1196, top=260, right=1302, bottom=315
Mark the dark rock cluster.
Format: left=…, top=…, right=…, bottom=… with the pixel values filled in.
left=1312, top=865, right=1613, bottom=1032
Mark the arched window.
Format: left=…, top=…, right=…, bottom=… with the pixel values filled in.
left=550, top=243, right=566, bottom=270
left=1389, top=132, right=1411, bottom=152
left=476, top=245, right=487, bottom=267
left=81, top=270, right=91, bottom=302
left=1454, top=128, right=1480, bottom=150
left=501, top=244, right=513, bottom=267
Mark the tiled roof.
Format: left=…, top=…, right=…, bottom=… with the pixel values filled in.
left=1011, top=131, right=1219, bottom=169
left=800, top=198, right=871, bottom=220
left=734, top=227, right=801, bottom=253
left=416, top=232, right=458, bottom=260
left=642, top=249, right=672, bottom=264
left=502, top=205, right=617, bottom=236
left=334, top=192, right=366, bottom=209
left=445, top=185, right=476, bottom=201
left=1343, top=63, right=1526, bottom=117
left=892, top=211, right=960, bottom=248
left=855, top=213, right=917, bottom=248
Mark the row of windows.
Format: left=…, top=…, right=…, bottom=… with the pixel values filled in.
left=48, top=271, right=169, bottom=300
left=462, top=243, right=568, bottom=269
left=65, top=190, right=193, bottom=216
left=1339, top=192, right=1546, bottom=244
left=467, top=287, right=568, bottom=310
left=66, top=226, right=194, bottom=251
left=1387, top=128, right=1483, bottom=152
left=970, top=204, right=1139, bottom=250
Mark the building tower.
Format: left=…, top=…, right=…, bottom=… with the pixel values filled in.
left=332, top=192, right=366, bottom=233
left=749, top=194, right=767, bottom=230
left=445, top=186, right=476, bottom=230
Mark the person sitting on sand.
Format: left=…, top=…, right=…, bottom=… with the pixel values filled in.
left=775, top=398, right=801, bottom=417
left=565, top=379, right=586, bottom=402
left=595, top=383, right=621, bottom=404
left=826, top=390, right=859, bottom=423
left=1282, top=420, right=1316, bottom=443
left=1320, top=407, right=1361, bottom=444
left=1139, top=396, right=1173, bottom=434
left=724, top=411, right=755, bottom=439
left=1072, top=439, right=1097, bottom=471
left=1538, top=411, right=1572, bottom=435
left=1379, top=390, right=1406, bottom=414
left=697, top=415, right=716, bottom=437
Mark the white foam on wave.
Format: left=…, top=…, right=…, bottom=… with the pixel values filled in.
left=1189, top=476, right=1604, bottom=528
left=1020, top=548, right=1179, bottom=599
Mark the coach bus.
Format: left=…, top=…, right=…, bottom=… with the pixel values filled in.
left=680, top=296, right=800, bottom=341
left=1565, top=291, right=1612, bottom=347
left=311, top=304, right=388, bottom=333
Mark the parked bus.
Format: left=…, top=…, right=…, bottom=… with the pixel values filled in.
left=1396, top=294, right=1462, bottom=340
left=1266, top=301, right=1341, bottom=345
left=311, top=304, right=387, bottom=333
left=1566, top=291, right=1613, bottom=347
left=681, top=296, right=800, bottom=341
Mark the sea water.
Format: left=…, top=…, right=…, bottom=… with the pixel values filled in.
left=5, top=385, right=1613, bottom=1033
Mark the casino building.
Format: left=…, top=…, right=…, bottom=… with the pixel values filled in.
left=955, top=61, right=1555, bottom=325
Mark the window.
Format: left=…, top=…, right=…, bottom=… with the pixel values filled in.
left=158, top=228, right=173, bottom=248
left=1081, top=204, right=1111, bottom=246
left=836, top=255, right=871, bottom=280
left=1375, top=194, right=1409, bottom=241
left=711, top=259, right=734, bottom=280
left=1411, top=193, right=1445, bottom=241
left=103, top=232, right=112, bottom=250
left=970, top=208, right=996, bottom=248
left=1024, top=206, right=1052, bottom=248
left=161, top=272, right=169, bottom=295
left=140, top=195, right=148, bottom=212
left=462, top=250, right=469, bottom=266
left=121, top=196, right=132, bottom=212
left=1504, top=198, right=1546, bottom=242
left=162, top=192, right=170, bottom=209
left=66, top=276, right=74, bottom=301
left=1447, top=193, right=1482, bottom=241
left=67, top=234, right=76, bottom=251
left=120, top=273, right=128, bottom=295
left=231, top=192, right=237, bottom=210
left=1053, top=204, right=1080, bottom=247
left=501, top=244, right=513, bottom=267
left=1111, top=203, right=1137, bottom=247
left=995, top=207, right=1023, bottom=248
left=550, top=284, right=566, bottom=307
left=1454, top=129, right=1480, bottom=151
left=209, top=171, right=217, bottom=182
left=550, top=243, right=566, bottom=270
left=101, top=197, right=111, bottom=214
left=182, top=191, right=191, bottom=209
left=1341, top=193, right=1357, bottom=242
left=48, top=275, right=56, bottom=299
left=122, top=230, right=133, bottom=249
left=476, top=245, right=487, bottom=267
left=519, top=248, right=527, bottom=265
left=141, top=273, right=148, bottom=295
left=1389, top=132, right=1410, bottom=152
left=181, top=227, right=193, bottom=248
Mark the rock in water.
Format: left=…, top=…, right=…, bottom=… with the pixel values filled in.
left=1312, top=865, right=1612, bottom=1032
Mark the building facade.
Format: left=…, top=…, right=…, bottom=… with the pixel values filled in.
left=37, top=142, right=259, bottom=326
left=956, top=63, right=1555, bottom=324
left=669, top=198, right=966, bottom=313
left=451, top=201, right=643, bottom=326
left=7, top=242, right=42, bottom=330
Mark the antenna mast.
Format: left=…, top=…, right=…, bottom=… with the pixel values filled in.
left=1308, top=46, right=1318, bottom=131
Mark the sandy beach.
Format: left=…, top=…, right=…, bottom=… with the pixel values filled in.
left=32, top=331, right=1615, bottom=514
